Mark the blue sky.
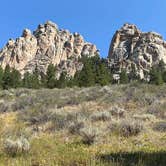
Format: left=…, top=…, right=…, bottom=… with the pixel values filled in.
left=0, top=0, right=166, bottom=57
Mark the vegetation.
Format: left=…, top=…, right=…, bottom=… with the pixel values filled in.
left=0, top=84, right=165, bottom=165
left=0, top=57, right=166, bottom=89
left=0, top=58, right=166, bottom=165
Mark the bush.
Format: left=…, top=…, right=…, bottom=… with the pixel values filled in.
left=68, top=120, right=85, bottom=135
left=19, top=106, right=51, bottom=125
left=51, top=113, right=71, bottom=131
left=153, top=121, right=166, bottom=132
left=4, top=137, right=30, bottom=156
left=79, top=126, right=99, bottom=145
left=0, top=102, right=9, bottom=112
left=133, top=114, right=156, bottom=121
left=119, top=120, right=143, bottom=137
left=109, top=106, right=125, bottom=118
left=90, top=111, right=112, bottom=122
left=147, top=102, right=166, bottom=119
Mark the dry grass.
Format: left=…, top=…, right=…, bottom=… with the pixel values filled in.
left=0, top=84, right=165, bottom=165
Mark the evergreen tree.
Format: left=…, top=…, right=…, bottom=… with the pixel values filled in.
left=162, top=70, right=166, bottom=83
left=31, top=66, right=40, bottom=89
left=0, top=66, right=4, bottom=89
left=120, top=69, right=129, bottom=84
left=95, top=60, right=111, bottom=86
left=56, top=71, right=67, bottom=88
left=157, top=60, right=165, bottom=73
left=22, top=72, right=33, bottom=88
left=2, top=65, right=11, bottom=89
left=76, top=62, right=95, bottom=87
left=10, top=69, right=21, bottom=88
left=149, top=67, right=163, bottom=85
left=46, top=64, right=56, bottom=89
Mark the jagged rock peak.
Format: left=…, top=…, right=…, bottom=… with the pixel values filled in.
left=108, top=23, right=166, bottom=79
left=0, top=20, right=99, bottom=76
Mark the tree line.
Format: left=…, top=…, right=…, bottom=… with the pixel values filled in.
left=0, top=56, right=165, bottom=89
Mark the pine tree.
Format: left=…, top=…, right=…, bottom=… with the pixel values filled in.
left=31, top=66, right=40, bottom=89
left=56, top=71, right=67, bottom=88
left=22, top=72, right=32, bottom=88
left=95, top=61, right=111, bottom=86
left=149, top=67, right=163, bottom=85
left=10, top=69, right=21, bottom=88
left=2, top=65, right=11, bottom=89
left=120, top=69, right=129, bottom=84
left=162, top=70, right=166, bottom=83
left=46, top=64, right=56, bottom=89
left=0, top=66, right=4, bottom=89
left=77, top=62, right=95, bottom=87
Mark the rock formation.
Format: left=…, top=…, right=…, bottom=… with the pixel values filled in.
left=108, top=23, right=166, bottom=79
left=0, top=21, right=99, bottom=76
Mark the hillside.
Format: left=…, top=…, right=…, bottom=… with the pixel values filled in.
left=0, top=84, right=165, bottom=165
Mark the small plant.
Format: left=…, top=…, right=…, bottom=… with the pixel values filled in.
left=79, top=126, right=99, bottom=145
left=0, top=102, right=9, bottom=112
left=133, top=114, right=156, bottom=121
left=4, top=137, right=30, bottom=156
left=51, top=113, right=70, bottom=130
left=109, top=106, right=125, bottom=118
left=68, top=120, right=85, bottom=135
left=153, top=121, right=166, bottom=132
left=119, top=120, right=143, bottom=137
left=90, top=111, right=112, bottom=122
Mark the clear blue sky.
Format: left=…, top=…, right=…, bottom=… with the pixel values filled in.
left=0, top=0, right=166, bottom=57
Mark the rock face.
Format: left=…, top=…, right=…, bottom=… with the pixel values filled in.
left=108, top=23, right=166, bottom=79
left=0, top=21, right=99, bottom=76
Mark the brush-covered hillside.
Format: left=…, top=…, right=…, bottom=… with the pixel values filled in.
left=0, top=83, right=165, bottom=166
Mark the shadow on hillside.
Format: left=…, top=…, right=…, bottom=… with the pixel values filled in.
left=99, top=151, right=166, bottom=166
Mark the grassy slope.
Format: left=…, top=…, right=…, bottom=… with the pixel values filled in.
left=0, top=83, right=166, bottom=166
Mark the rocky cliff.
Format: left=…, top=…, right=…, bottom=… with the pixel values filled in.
left=108, top=23, right=166, bottom=79
left=0, top=21, right=99, bottom=76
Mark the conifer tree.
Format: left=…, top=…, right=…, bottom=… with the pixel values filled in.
left=56, top=71, right=67, bottom=88
left=46, top=64, right=56, bottom=89
left=2, top=65, right=11, bottom=89
left=149, top=67, right=163, bottom=85
left=31, top=66, right=40, bottom=89
left=162, top=70, right=166, bottom=83
left=22, top=72, right=33, bottom=88
left=10, top=69, right=21, bottom=88
left=95, top=61, right=111, bottom=86
left=120, top=69, right=129, bottom=84
left=0, top=66, right=4, bottom=89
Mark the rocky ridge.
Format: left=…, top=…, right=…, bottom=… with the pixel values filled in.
left=108, top=23, right=166, bottom=79
left=0, top=21, right=99, bottom=76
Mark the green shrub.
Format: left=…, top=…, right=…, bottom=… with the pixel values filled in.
left=109, top=106, right=125, bottom=118
left=79, top=126, right=99, bottom=145
left=4, top=137, right=30, bottom=156
left=90, top=111, right=112, bottom=122
left=68, top=121, right=85, bottom=135
left=153, top=121, right=166, bottom=132
left=119, top=120, right=143, bottom=137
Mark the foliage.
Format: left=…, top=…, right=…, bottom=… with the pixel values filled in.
left=2, top=65, right=11, bottom=89
left=4, top=137, right=30, bottom=156
left=149, top=67, right=163, bottom=85
left=119, top=120, right=143, bottom=137
left=120, top=69, right=129, bottom=84
left=46, top=64, right=57, bottom=89
left=153, top=121, right=166, bottom=132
